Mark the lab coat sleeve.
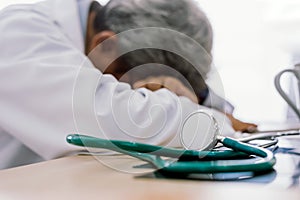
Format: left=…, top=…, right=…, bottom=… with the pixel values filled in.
left=202, top=88, right=235, bottom=114
left=73, top=73, right=235, bottom=147
left=0, top=5, right=234, bottom=160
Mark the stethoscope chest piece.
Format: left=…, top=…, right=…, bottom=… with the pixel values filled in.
left=180, top=110, right=220, bottom=151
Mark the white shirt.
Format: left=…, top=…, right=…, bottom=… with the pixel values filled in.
left=0, top=0, right=233, bottom=169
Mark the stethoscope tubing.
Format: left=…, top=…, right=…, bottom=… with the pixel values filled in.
left=67, top=134, right=248, bottom=160
left=67, top=134, right=276, bottom=173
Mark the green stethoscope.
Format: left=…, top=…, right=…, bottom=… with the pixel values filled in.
left=66, top=110, right=282, bottom=175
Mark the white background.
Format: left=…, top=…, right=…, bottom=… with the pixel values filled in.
left=1, top=0, right=298, bottom=124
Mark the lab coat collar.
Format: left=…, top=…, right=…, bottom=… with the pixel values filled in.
left=52, top=0, right=92, bottom=52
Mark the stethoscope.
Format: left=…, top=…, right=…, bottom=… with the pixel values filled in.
left=66, top=110, right=297, bottom=176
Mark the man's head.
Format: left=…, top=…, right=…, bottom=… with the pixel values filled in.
left=87, top=0, right=213, bottom=98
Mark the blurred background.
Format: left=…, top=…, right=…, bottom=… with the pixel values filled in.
left=1, top=0, right=298, bottom=124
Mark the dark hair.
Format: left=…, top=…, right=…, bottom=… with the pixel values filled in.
left=91, top=0, right=212, bottom=103
left=91, top=1, right=110, bottom=33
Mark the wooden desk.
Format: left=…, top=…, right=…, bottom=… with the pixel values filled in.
left=0, top=154, right=299, bottom=200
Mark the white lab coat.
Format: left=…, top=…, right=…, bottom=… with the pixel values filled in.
left=0, top=0, right=233, bottom=169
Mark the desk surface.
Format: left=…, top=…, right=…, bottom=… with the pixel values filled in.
left=0, top=153, right=299, bottom=200
left=1, top=123, right=300, bottom=199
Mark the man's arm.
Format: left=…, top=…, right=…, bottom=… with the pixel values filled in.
left=202, top=89, right=257, bottom=132
left=133, top=76, right=198, bottom=104
left=132, top=76, right=257, bottom=133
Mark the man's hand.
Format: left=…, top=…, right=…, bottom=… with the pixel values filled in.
left=133, top=76, right=198, bottom=104
left=226, top=113, right=257, bottom=133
